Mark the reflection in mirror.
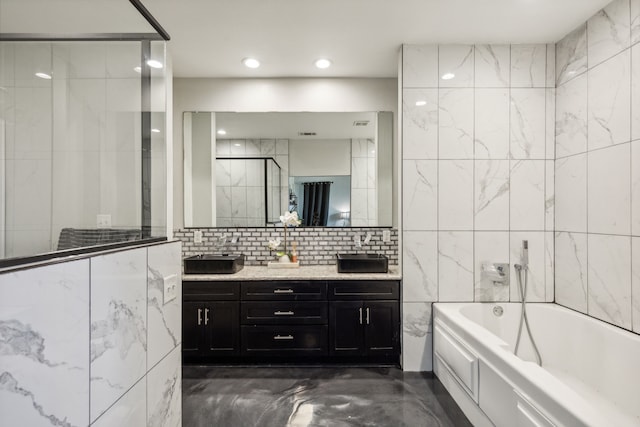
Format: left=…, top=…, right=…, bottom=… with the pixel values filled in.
left=183, top=112, right=393, bottom=228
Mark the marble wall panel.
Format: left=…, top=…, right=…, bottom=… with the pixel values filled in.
left=402, top=160, right=437, bottom=230
left=403, top=231, right=438, bottom=302
left=587, top=144, right=631, bottom=235
left=555, top=232, right=589, bottom=312
left=587, top=50, right=631, bottom=151
left=556, top=24, right=588, bottom=85
left=0, top=260, right=90, bottom=427
left=439, top=45, right=474, bottom=87
left=587, top=0, right=630, bottom=68
left=587, top=234, right=632, bottom=329
left=511, top=44, right=546, bottom=88
left=475, top=45, right=510, bottom=87
left=439, top=89, right=474, bottom=159
left=402, top=303, right=433, bottom=372
left=438, top=231, right=474, bottom=301
left=90, top=248, right=148, bottom=422
left=148, top=241, right=182, bottom=369
left=147, top=346, right=181, bottom=427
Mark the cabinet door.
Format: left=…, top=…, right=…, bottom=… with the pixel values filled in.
left=204, top=302, right=240, bottom=355
left=329, top=301, right=364, bottom=355
left=364, top=301, right=399, bottom=355
left=182, top=301, right=205, bottom=355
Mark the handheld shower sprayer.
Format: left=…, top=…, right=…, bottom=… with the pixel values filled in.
left=521, top=240, right=529, bottom=269
left=514, top=239, right=541, bottom=366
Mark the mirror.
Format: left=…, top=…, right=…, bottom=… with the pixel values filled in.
left=184, top=112, right=393, bottom=227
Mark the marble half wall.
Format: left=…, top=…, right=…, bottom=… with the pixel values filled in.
left=0, top=240, right=182, bottom=426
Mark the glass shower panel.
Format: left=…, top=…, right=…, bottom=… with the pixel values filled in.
left=50, top=41, right=143, bottom=251
left=0, top=42, right=53, bottom=257
left=0, top=39, right=168, bottom=259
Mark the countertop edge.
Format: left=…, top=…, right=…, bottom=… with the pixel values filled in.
left=182, top=265, right=401, bottom=281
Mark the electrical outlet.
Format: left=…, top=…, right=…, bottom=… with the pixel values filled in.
left=193, top=230, right=203, bottom=244
left=96, top=214, right=111, bottom=228
left=163, top=274, right=178, bottom=305
left=382, top=230, right=391, bottom=242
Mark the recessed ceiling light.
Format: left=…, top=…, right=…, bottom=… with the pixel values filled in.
left=134, top=66, right=142, bottom=73
left=441, top=72, right=455, bottom=80
left=217, top=129, right=227, bottom=135
left=242, top=58, right=260, bottom=69
left=234, top=143, right=242, bottom=147
left=147, top=60, right=163, bottom=69
left=415, top=100, right=427, bottom=106
left=314, top=58, right=332, bottom=69
left=151, top=128, right=161, bottom=133
left=35, top=72, right=52, bottom=80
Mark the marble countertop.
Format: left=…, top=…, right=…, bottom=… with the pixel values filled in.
left=182, top=265, right=401, bottom=281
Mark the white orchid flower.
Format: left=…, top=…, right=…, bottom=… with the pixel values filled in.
left=279, top=211, right=302, bottom=227
left=267, top=239, right=281, bottom=251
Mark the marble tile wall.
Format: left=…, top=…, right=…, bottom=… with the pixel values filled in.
left=216, top=138, right=289, bottom=227
left=351, top=138, right=377, bottom=226
left=0, top=240, right=182, bottom=426
left=554, top=0, right=640, bottom=335
left=401, top=43, right=555, bottom=371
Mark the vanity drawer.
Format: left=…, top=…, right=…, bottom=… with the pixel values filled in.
left=241, top=281, right=327, bottom=301
left=183, top=281, right=239, bottom=301
left=328, top=281, right=399, bottom=300
left=241, top=301, right=328, bottom=325
left=241, top=325, right=328, bottom=355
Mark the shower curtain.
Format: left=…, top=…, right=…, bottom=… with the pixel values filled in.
left=302, top=182, right=331, bottom=226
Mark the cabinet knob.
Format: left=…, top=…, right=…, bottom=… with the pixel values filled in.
left=274, top=289, right=294, bottom=294
left=273, top=335, right=294, bottom=340
left=274, top=311, right=294, bottom=316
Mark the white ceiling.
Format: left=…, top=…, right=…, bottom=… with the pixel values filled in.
left=1, top=0, right=613, bottom=78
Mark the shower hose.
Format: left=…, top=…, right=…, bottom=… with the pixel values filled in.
left=514, top=264, right=542, bottom=366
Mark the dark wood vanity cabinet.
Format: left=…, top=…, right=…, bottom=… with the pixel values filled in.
left=240, top=281, right=328, bottom=357
left=183, top=279, right=400, bottom=364
left=328, top=281, right=400, bottom=359
left=182, top=281, right=240, bottom=361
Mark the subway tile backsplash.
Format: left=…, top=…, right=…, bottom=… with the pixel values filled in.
left=174, top=227, right=398, bottom=266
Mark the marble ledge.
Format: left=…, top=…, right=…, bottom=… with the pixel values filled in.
left=183, top=265, right=401, bottom=281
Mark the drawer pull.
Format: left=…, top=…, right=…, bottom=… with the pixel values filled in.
left=274, top=335, right=294, bottom=340
left=274, top=289, right=294, bottom=294
left=274, top=311, right=295, bottom=316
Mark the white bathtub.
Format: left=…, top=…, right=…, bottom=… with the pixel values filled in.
left=433, top=303, right=640, bottom=427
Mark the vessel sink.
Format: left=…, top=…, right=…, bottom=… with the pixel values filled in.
left=183, top=254, right=245, bottom=274
left=336, top=253, right=389, bottom=273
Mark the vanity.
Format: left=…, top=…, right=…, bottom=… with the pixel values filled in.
left=182, top=266, right=401, bottom=365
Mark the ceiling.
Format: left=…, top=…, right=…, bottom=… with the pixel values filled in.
left=1, top=0, right=613, bottom=78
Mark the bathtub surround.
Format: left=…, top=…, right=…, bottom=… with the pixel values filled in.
left=0, top=240, right=182, bottom=426
left=554, top=0, right=640, bottom=334
left=174, top=227, right=398, bottom=266
left=401, top=43, right=555, bottom=371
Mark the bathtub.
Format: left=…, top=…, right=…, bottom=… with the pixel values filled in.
left=432, top=303, right=640, bottom=427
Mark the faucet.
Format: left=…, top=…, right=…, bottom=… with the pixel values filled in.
left=214, top=234, right=239, bottom=255
left=353, top=233, right=372, bottom=254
